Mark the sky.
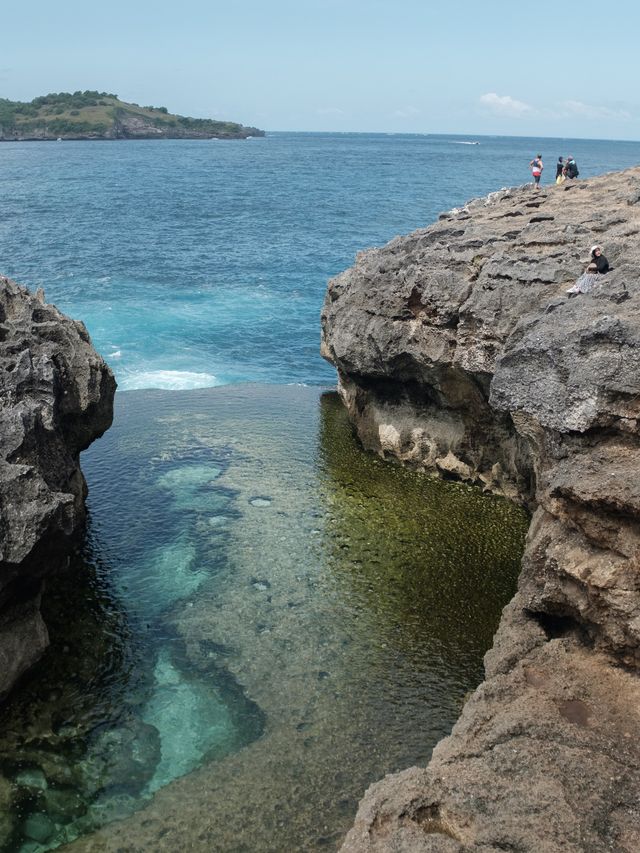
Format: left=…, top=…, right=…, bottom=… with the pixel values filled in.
left=3, top=0, right=639, bottom=140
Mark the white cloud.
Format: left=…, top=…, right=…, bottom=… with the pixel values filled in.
left=561, top=100, right=631, bottom=121
left=393, top=106, right=421, bottom=119
left=479, top=92, right=533, bottom=118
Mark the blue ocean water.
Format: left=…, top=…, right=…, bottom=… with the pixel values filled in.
left=1, top=132, right=639, bottom=390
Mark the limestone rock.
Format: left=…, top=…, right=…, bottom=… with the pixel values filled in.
left=322, top=169, right=640, bottom=851
left=0, top=275, right=115, bottom=700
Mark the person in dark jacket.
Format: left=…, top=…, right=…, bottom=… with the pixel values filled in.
left=556, top=157, right=564, bottom=178
left=565, top=156, right=579, bottom=179
left=566, top=245, right=609, bottom=294
left=589, top=245, right=609, bottom=274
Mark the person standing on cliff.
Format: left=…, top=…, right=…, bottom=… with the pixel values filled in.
left=556, top=157, right=565, bottom=183
left=565, top=156, right=579, bottom=179
left=530, top=154, right=543, bottom=190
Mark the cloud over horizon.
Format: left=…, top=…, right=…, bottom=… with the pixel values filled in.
left=479, top=93, right=533, bottom=118
left=393, top=106, right=421, bottom=119
left=560, top=100, right=632, bottom=121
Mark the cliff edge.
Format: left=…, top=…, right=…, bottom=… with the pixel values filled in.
left=322, top=169, right=640, bottom=851
left=0, top=276, right=115, bottom=700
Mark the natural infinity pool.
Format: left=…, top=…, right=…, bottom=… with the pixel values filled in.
left=0, top=385, right=527, bottom=852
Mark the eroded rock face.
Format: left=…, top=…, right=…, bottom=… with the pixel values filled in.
left=0, top=276, right=115, bottom=699
left=322, top=170, right=640, bottom=851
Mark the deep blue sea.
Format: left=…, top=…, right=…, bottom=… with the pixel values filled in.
left=1, top=132, right=639, bottom=390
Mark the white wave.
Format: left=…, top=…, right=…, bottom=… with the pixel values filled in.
left=110, top=350, right=122, bottom=358
left=450, top=141, right=480, bottom=145
left=119, top=370, right=219, bottom=391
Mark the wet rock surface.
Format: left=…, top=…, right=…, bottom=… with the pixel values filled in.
left=0, top=276, right=115, bottom=700
left=322, top=170, right=640, bottom=851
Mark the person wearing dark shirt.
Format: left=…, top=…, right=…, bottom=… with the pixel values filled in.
left=590, top=245, right=609, bottom=274
left=556, top=157, right=564, bottom=178
left=565, top=156, right=579, bottom=179
left=566, top=245, right=610, bottom=294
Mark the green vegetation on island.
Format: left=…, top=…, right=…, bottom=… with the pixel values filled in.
left=0, top=91, right=264, bottom=140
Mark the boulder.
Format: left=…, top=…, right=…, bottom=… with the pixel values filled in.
left=0, top=276, right=115, bottom=700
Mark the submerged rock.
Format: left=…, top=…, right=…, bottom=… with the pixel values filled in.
left=0, top=774, right=15, bottom=848
left=81, top=719, right=161, bottom=796
left=0, top=276, right=115, bottom=700
left=322, top=169, right=640, bottom=851
left=42, top=785, right=87, bottom=824
left=23, top=811, right=56, bottom=844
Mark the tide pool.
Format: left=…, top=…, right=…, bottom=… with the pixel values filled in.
left=0, top=385, right=527, bottom=852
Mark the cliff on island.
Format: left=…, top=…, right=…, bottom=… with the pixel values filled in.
left=0, top=91, right=264, bottom=141
left=0, top=277, right=115, bottom=700
left=322, top=169, right=640, bottom=852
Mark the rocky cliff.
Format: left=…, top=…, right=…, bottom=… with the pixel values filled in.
left=321, top=169, right=640, bottom=851
left=0, top=276, right=115, bottom=700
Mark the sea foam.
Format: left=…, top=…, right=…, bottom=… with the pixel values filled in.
left=119, top=370, right=219, bottom=391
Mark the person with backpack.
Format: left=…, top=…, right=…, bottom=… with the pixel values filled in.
left=565, top=156, right=579, bottom=179
left=529, top=154, right=543, bottom=190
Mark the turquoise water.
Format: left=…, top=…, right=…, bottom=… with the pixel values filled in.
left=0, top=387, right=528, bottom=851
left=1, top=133, right=639, bottom=389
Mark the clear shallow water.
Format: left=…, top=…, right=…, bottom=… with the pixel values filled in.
left=0, top=386, right=528, bottom=852
left=1, top=133, right=639, bottom=390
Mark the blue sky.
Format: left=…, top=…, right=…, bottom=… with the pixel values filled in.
left=3, top=0, right=639, bottom=139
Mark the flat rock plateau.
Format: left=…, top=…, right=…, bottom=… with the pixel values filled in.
left=322, top=169, right=640, bottom=852
left=0, top=277, right=115, bottom=701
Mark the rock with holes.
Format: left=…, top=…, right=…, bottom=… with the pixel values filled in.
left=0, top=276, right=115, bottom=700
left=322, top=169, right=640, bottom=851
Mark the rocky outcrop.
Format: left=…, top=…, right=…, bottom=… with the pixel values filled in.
left=322, top=169, right=640, bottom=851
left=0, top=276, right=115, bottom=699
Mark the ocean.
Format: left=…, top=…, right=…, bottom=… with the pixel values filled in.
left=0, top=133, right=637, bottom=852
left=2, top=132, right=639, bottom=390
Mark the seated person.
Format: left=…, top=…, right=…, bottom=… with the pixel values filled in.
left=566, top=245, right=609, bottom=294
left=590, top=245, right=609, bottom=274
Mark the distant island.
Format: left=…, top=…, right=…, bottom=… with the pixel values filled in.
left=0, top=90, right=265, bottom=141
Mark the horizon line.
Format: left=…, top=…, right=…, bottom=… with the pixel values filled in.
left=262, top=130, right=640, bottom=144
